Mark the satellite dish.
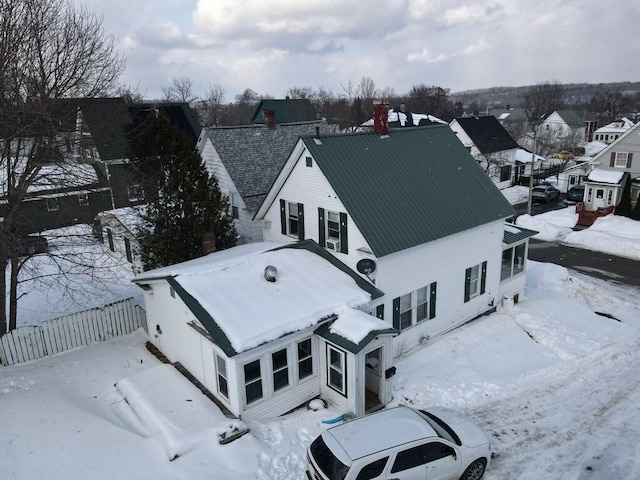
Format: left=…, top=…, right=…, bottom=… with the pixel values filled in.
left=356, top=259, right=376, bottom=275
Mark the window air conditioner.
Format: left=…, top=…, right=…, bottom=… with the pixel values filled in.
left=326, top=238, right=340, bottom=251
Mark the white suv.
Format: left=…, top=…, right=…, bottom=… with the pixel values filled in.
left=306, top=405, right=490, bottom=480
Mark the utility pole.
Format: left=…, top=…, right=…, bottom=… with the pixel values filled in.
left=526, top=123, right=538, bottom=215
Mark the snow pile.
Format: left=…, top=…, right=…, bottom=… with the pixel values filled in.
left=515, top=206, right=579, bottom=241
left=563, top=215, right=640, bottom=261
left=500, top=185, right=529, bottom=205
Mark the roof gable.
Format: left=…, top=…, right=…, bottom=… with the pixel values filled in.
left=301, top=125, right=514, bottom=257
left=251, top=98, right=317, bottom=124
left=202, top=122, right=329, bottom=212
left=453, top=116, right=520, bottom=154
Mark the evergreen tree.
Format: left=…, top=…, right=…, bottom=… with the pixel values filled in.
left=615, top=176, right=632, bottom=218
left=631, top=192, right=640, bottom=220
left=132, top=114, right=236, bottom=270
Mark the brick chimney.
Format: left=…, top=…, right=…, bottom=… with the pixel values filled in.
left=373, top=100, right=389, bottom=136
left=263, top=109, right=276, bottom=129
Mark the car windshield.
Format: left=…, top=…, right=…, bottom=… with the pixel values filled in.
left=532, top=187, right=546, bottom=192
left=419, top=410, right=462, bottom=446
left=309, top=436, right=350, bottom=480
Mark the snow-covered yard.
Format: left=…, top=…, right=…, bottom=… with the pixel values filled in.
left=2, top=211, right=640, bottom=479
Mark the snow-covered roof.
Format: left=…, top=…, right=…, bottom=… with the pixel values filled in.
left=587, top=169, right=625, bottom=184
left=361, top=108, right=446, bottom=128
left=515, top=149, right=545, bottom=163
left=134, top=241, right=383, bottom=355
left=594, top=117, right=634, bottom=134
left=329, top=306, right=392, bottom=345
left=96, top=206, right=145, bottom=236
left=0, top=161, right=100, bottom=196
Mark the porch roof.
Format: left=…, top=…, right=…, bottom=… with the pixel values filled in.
left=503, top=223, right=538, bottom=246
left=587, top=169, right=625, bottom=185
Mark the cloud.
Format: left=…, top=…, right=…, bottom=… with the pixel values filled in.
left=407, top=39, right=488, bottom=64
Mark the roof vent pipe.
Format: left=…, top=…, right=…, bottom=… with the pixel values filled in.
left=264, top=265, right=278, bottom=282
left=315, top=125, right=320, bottom=138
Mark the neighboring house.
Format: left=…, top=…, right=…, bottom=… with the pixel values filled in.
left=578, top=120, right=640, bottom=225
left=488, top=107, right=532, bottom=144
left=449, top=115, right=522, bottom=188
left=251, top=98, right=317, bottom=125
left=94, top=206, right=144, bottom=273
left=255, top=118, right=536, bottom=357
left=538, top=110, right=598, bottom=150
left=592, top=117, right=634, bottom=144
left=197, top=121, right=331, bottom=244
left=0, top=161, right=113, bottom=235
left=133, top=240, right=397, bottom=420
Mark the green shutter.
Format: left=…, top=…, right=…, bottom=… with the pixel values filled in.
left=480, top=261, right=487, bottom=295
left=429, top=282, right=437, bottom=319
left=339, top=212, right=348, bottom=254
left=464, top=267, right=471, bottom=303
left=297, top=203, right=305, bottom=240
left=318, top=207, right=325, bottom=247
left=279, top=199, right=286, bottom=235
left=392, top=297, right=400, bottom=330
left=376, top=304, right=384, bottom=320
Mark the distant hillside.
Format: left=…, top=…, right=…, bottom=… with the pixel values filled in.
left=451, top=81, right=640, bottom=110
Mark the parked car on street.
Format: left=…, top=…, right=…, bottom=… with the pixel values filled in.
left=306, top=405, right=491, bottom=480
left=566, top=184, right=586, bottom=203
left=532, top=184, right=560, bottom=203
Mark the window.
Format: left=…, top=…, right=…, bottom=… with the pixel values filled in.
left=78, top=192, right=89, bottom=206
left=464, top=262, right=487, bottom=302
left=375, top=304, right=384, bottom=320
left=327, top=345, right=346, bottom=395
left=501, top=243, right=526, bottom=280
left=611, top=152, right=633, bottom=169
left=607, top=190, right=613, bottom=205
left=596, top=189, right=604, bottom=199
left=632, top=186, right=640, bottom=204
left=229, top=192, right=239, bottom=219
left=587, top=187, right=593, bottom=202
left=318, top=208, right=348, bottom=254
left=499, top=165, right=512, bottom=182
left=46, top=197, right=59, bottom=212
left=279, top=200, right=305, bottom=239
left=398, top=293, right=412, bottom=330
left=305, top=156, right=313, bottom=167
left=393, top=283, right=437, bottom=330
left=244, top=359, right=263, bottom=404
left=127, top=184, right=144, bottom=202
left=355, top=458, right=389, bottom=480
left=272, top=348, right=289, bottom=392
left=106, top=228, right=114, bottom=252
left=391, top=444, right=427, bottom=473
left=216, top=354, right=229, bottom=399
left=124, top=237, right=133, bottom=263
left=297, top=339, right=313, bottom=380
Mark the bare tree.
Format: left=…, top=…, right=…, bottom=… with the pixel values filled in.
left=285, top=86, right=316, bottom=100
left=197, top=82, right=225, bottom=127
left=162, top=76, right=197, bottom=104
left=0, top=0, right=124, bottom=335
left=522, top=81, right=565, bottom=126
left=407, top=84, right=455, bottom=121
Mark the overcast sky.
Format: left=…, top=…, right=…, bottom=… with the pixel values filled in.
left=82, top=0, right=640, bottom=102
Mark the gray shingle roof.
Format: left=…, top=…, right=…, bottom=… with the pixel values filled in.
left=203, top=122, right=330, bottom=212
left=302, top=125, right=515, bottom=257
left=251, top=98, right=317, bottom=124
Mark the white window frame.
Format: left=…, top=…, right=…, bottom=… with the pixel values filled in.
left=46, top=197, right=59, bottom=212
left=229, top=192, right=239, bottom=220
left=243, top=359, right=263, bottom=405
left=215, top=354, right=229, bottom=400
left=614, top=152, right=629, bottom=168
left=398, top=293, right=412, bottom=330
left=501, top=243, right=526, bottom=280
left=78, top=192, right=89, bottom=206
left=468, top=264, right=480, bottom=298
left=286, top=202, right=299, bottom=237
left=327, top=345, right=346, bottom=395
left=271, top=348, right=289, bottom=392
left=297, top=338, right=313, bottom=381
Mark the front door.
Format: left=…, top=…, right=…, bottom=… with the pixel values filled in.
left=594, top=188, right=605, bottom=209
left=364, top=347, right=383, bottom=413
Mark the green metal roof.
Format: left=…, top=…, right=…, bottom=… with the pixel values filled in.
left=302, top=125, right=515, bottom=257
left=503, top=224, right=538, bottom=246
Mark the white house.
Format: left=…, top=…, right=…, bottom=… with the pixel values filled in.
left=197, top=121, right=330, bottom=244
left=133, top=241, right=396, bottom=420
left=255, top=119, right=536, bottom=356
left=94, top=207, right=144, bottom=274
left=592, top=117, right=635, bottom=144
left=449, top=115, right=523, bottom=188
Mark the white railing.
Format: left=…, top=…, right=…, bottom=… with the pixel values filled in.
left=0, top=297, right=146, bottom=366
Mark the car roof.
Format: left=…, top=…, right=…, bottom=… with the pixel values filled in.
left=323, top=406, right=437, bottom=460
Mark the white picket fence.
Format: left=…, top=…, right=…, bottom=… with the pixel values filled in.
left=0, top=297, right=147, bottom=366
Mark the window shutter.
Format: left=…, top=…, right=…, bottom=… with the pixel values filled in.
left=627, top=153, right=633, bottom=169
left=339, top=212, right=348, bottom=254
left=429, top=282, right=437, bottom=319
left=464, top=267, right=471, bottom=302
left=297, top=203, right=305, bottom=240
left=318, top=208, right=325, bottom=247
left=392, top=297, right=400, bottom=330
left=480, top=261, right=487, bottom=295
left=610, top=152, right=616, bottom=167
left=279, top=199, right=286, bottom=235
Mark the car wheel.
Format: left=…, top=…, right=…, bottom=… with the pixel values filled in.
left=460, top=458, right=486, bottom=480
